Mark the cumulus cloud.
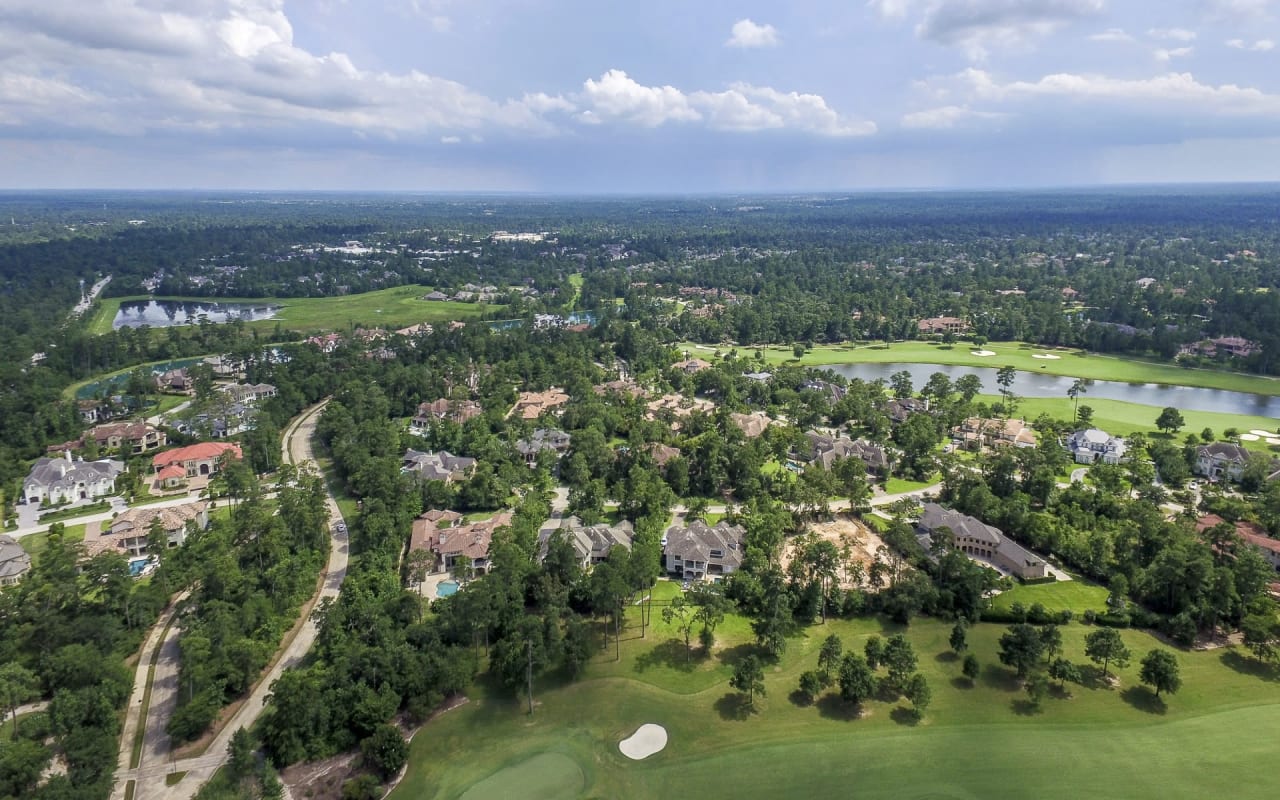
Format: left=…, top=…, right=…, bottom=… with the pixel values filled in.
left=575, top=70, right=875, bottom=136
left=1148, top=27, right=1198, bottom=41
left=1090, top=27, right=1134, bottom=42
left=900, top=104, right=1007, bottom=128
left=875, top=0, right=1106, bottom=59
left=726, top=18, right=779, bottom=48
left=1154, top=46, right=1195, bottom=61
left=1226, top=38, right=1275, bottom=49
left=1203, top=0, right=1276, bottom=21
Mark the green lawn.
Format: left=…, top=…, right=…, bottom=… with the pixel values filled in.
left=20, top=522, right=87, bottom=562
left=705, top=340, right=1280, bottom=397
left=391, top=598, right=1280, bottom=800
left=990, top=580, right=1111, bottom=616
left=87, top=287, right=500, bottom=336
left=881, top=473, right=941, bottom=495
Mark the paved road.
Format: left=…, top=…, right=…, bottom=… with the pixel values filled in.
left=112, top=400, right=350, bottom=800
left=12, top=491, right=206, bottom=538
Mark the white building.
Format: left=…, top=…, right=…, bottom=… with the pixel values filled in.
left=23, top=452, right=124, bottom=505
left=1065, top=429, right=1128, bottom=465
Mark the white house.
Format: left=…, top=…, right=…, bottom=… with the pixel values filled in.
left=1195, top=442, right=1251, bottom=482
left=23, top=452, right=125, bottom=505
left=1065, top=428, right=1128, bottom=465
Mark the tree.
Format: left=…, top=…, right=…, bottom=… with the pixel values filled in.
left=949, top=619, right=968, bottom=654
left=1241, top=613, right=1280, bottom=663
left=1076, top=405, right=1094, bottom=426
left=361, top=724, right=409, bottom=779
left=688, top=584, right=731, bottom=651
left=1024, top=672, right=1049, bottom=708
left=227, top=727, right=255, bottom=781
left=662, top=596, right=697, bottom=662
left=1156, top=407, right=1185, bottom=435
left=798, top=670, right=824, bottom=703
left=838, top=653, right=877, bottom=705
left=1039, top=624, right=1063, bottom=664
left=882, top=634, right=918, bottom=691
left=1139, top=650, right=1181, bottom=698
left=904, top=673, right=931, bottom=719
left=962, top=654, right=980, bottom=683
left=1067, top=379, right=1087, bottom=421
left=1084, top=628, right=1131, bottom=680
left=864, top=635, right=884, bottom=670
left=731, top=655, right=766, bottom=707
left=817, top=634, right=843, bottom=681
left=996, top=365, right=1018, bottom=414
left=1048, top=658, right=1081, bottom=689
left=998, top=624, right=1045, bottom=679
left=0, top=662, right=39, bottom=740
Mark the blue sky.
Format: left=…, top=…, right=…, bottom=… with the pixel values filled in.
left=2, top=0, right=1278, bottom=191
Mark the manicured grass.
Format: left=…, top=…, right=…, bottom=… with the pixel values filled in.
left=20, top=523, right=87, bottom=562
left=990, top=580, right=1111, bottom=615
left=881, top=473, right=941, bottom=495
left=704, top=340, right=1280, bottom=397
left=390, top=603, right=1280, bottom=800
left=87, top=287, right=501, bottom=336
left=37, top=500, right=111, bottom=524
left=456, top=753, right=582, bottom=800
left=984, top=395, right=1280, bottom=454
left=164, top=771, right=187, bottom=787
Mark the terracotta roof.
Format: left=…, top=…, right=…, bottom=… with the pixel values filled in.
left=152, top=442, right=242, bottom=469
left=156, top=464, right=186, bottom=481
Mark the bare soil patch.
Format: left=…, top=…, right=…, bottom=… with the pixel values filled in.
left=783, top=516, right=894, bottom=589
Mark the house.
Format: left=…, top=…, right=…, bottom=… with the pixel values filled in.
left=1061, top=287, right=1080, bottom=300
left=1196, top=514, right=1280, bottom=573
left=409, top=510, right=513, bottom=574
left=218, top=383, right=277, bottom=404
left=411, top=398, right=483, bottom=430
left=539, top=516, right=634, bottom=570
left=917, top=316, right=970, bottom=335
left=1065, top=428, right=1128, bottom=465
left=916, top=503, right=1048, bottom=581
left=401, top=449, right=477, bottom=482
left=152, top=442, right=243, bottom=479
left=23, top=453, right=125, bottom=505
left=953, top=417, right=1037, bottom=449
left=396, top=322, right=433, bottom=337
left=305, top=333, right=343, bottom=353
left=1195, top=442, right=1252, bottom=482
left=154, top=368, right=193, bottom=393
left=509, top=387, right=570, bottom=420
left=516, top=429, right=572, bottom=466
left=422, top=291, right=450, bottom=301
left=108, top=502, right=209, bottom=556
left=203, top=354, right=244, bottom=379
left=672, top=357, right=712, bottom=374
left=172, top=403, right=253, bottom=439
left=85, top=422, right=167, bottom=455
left=730, top=411, right=772, bottom=438
left=887, top=397, right=930, bottom=424
left=742, top=371, right=772, bottom=384
left=663, top=520, right=747, bottom=580
left=594, top=379, right=646, bottom=399
left=0, top=535, right=32, bottom=586
left=642, top=442, right=682, bottom=467
left=800, top=430, right=888, bottom=474
left=800, top=379, right=846, bottom=403
left=645, top=393, right=715, bottom=422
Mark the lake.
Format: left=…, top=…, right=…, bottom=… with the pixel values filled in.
left=113, top=299, right=280, bottom=329
left=827, top=362, right=1280, bottom=418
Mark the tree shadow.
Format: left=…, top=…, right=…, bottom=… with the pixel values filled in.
left=935, top=651, right=959, bottom=663
left=951, top=676, right=976, bottom=690
left=1048, top=683, right=1074, bottom=700
left=714, top=692, right=754, bottom=721
left=815, top=693, right=863, bottom=721
left=981, top=663, right=1020, bottom=692
left=874, top=680, right=901, bottom=703
left=715, top=643, right=758, bottom=668
left=1219, top=649, right=1280, bottom=682
left=1121, top=686, right=1167, bottom=715
left=1078, top=665, right=1114, bottom=691
left=633, top=639, right=697, bottom=674
left=789, top=689, right=815, bottom=707
left=890, top=706, right=921, bottom=726
left=1010, top=699, right=1042, bottom=716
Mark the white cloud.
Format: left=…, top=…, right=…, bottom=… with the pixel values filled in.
left=1204, top=0, right=1276, bottom=21
left=900, top=104, right=1006, bottom=128
left=726, top=18, right=779, bottom=48
left=440, top=135, right=461, bottom=143
left=1226, top=37, right=1275, bottom=49
left=868, top=0, right=917, bottom=18
left=575, top=70, right=875, bottom=136
left=895, top=0, right=1106, bottom=60
left=1148, top=28, right=1198, bottom=41
left=1154, top=46, right=1195, bottom=61
left=1090, top=27, right=1134, bottom=42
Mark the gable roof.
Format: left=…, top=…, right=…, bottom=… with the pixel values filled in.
left=152, top=442, right=242, bottom=469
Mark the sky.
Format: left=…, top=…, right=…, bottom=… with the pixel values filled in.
left=2, top=0, right=1279, bottom=192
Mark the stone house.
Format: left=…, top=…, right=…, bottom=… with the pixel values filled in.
left=23, top=453, right=125, bottom=505
left=916, top=503, right=1048, bottom=581
left=108, top=502, right=210, bottom=556
left=1195, top=442, right=1251, bottom=482
left=663, top=520, right=747, bottom=580
left=400, top=449, right=477, bottom=483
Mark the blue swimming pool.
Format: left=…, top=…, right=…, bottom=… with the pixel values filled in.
left=437, top=580, right=461, bottom=598
left=129, top=557, right=151, bottom=577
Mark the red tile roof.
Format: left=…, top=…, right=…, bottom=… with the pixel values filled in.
left=152, top=442, right=242, bottom=470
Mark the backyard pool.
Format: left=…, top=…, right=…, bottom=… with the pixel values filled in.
left=437, top=580, right=461, bottom=598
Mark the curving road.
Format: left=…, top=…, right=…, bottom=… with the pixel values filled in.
left=112, top=400, right=349, bottom=800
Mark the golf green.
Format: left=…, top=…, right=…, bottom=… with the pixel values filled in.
left=457, top=753, right=584, bottom=800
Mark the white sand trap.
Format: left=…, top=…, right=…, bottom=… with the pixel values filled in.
left=619, top=724, right=668, bottom=760
left=1267, top=438, right=1280, bottom=445
left=971, top=350, right=997, bottom=357
left=1239, top=433, right=1261, bottom=441
left=1249, top=429, right=1275, bottom=437
left=1032, top=353, right=1061, bottom=360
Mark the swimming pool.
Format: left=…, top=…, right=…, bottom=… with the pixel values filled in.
left=129, top=557, right=151, bottom=577
left=437, top=580, right=461, bottom=598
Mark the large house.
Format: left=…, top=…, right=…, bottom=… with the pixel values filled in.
left=953, top=417, right=1037, bottom=449
left=509, top=388, right=570, bottom=420
left=151, top=442, right=243, bottom=479
left=916, top=503, right=1048, bottom=581
left=409, top=510, right=513, bottom=574
left=917, top=316, right=970, bottom=335
left=516, top=429, right=572, bottom=466
left=1065, top=428, right=1128, bottom=465
left=23, top=453, right=125, bottom=505
left=887, top=397, right=930, bottom=424
left=1195, top=442, right=1252, bottom=482
left=663, top=520, right=747, bottom=580
left=0, top=535, right=32, bottom=586
left=799, top=430, right=889, bottom=474
left=400, top=449, right=477, bottom=483
left=218, top=383, right=277, bottom=404
left=539, top=516, right=634, bottom=570
left=645, top=393, right=715, bottom=422
left=672, top=357, right=712, bottom=374
left=1196, top=514, right=1280, bottom=573
left=154, top=368, right=193, bottom=393
left=411, top=398, right=484, bottom=430
left=48, top=422, right=167, bottom=456
left=108, top=502, right=210, bottom=556
left=730, top=411, right=772, bottom=439
left=1180, top=337, right=1259, bottom=359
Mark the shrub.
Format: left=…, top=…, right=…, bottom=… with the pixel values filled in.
left=360, top=725, right=408, bottom=780
left=1095, top=613, right=1131, bottom=629
left=1082, top=609, right=1097, bottom=625
left=341, top=774, right=383, bottom=800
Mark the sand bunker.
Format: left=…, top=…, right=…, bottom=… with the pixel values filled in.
left=971, top=350, right=997, bottom=357
left=1268, top=438, right=1280, bottom=446
left=1240, top=433, right=1261, bottom=441
left=619, top=724, right=668, bottom=760
left=1032, top=353, right=1061, bottom=360
left=1248, top=429, right=1275, bottom=438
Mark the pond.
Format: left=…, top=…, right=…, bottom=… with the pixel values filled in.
left=112, top=299, right=280, bottom=329
left=827, top=362, right=1280, bottom=418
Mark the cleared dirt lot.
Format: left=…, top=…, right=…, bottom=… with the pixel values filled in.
left=782, top=516, right=894, bottom=589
